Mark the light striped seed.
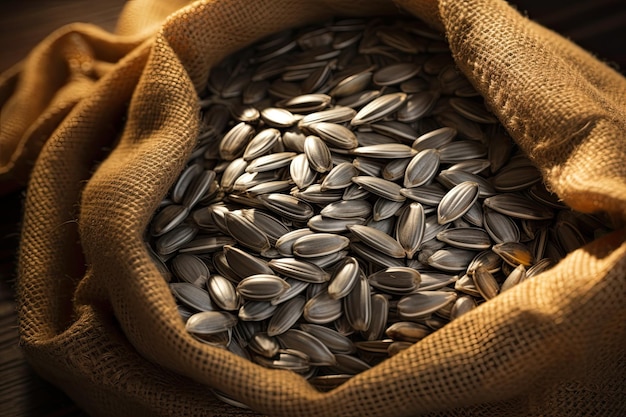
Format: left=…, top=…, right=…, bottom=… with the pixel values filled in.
left=347, top=224, right=406, bottom=258
left=185, top=311, right=238, bottom=335
left=207, top=274, right=241, bottom=311
left=300, top=323, right=356, bottom=354
left=351, top=92, right=408, bottom=126
left=344, top=274, right=371, bottom=332
left=243, top=128, right=282, bottom=161
left=396, top=291, right=457, bottom=319
left=290, top=153, right=318, bottom=189
left=223, top=245, right=273, bottom=278
left=267, top=296, right=306, bottom=336
left=327, top=256, right=360, bottom=299
left=350, top=143, right=417, bottom=159
left=219, top=122, right=256, bottom=161
left=293, top=233, right=350, bottom=258
left=303, top=291, right=343, bottom=324
left=268, top=258, right=330, bottom=283
left=304, top=135, right=333, bottom=173
left=386, top=321, right=431, bottom=343
left=368, top=267, right=421, bottom=294
left=437, top=181, right=480, bottom=225
left=351, top=176, right=405, bottom=202
left=320, top=162, right=358, bottom=190
left=404, top=149, right=440, bottom=188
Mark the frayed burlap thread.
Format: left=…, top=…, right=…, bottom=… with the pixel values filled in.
left=2, top=0, right=625, bottom=416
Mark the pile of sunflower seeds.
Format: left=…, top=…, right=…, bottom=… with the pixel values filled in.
left=146, top=16, right=613, bottom=398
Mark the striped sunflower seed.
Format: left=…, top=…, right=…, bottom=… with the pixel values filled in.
left=347, top=224, right=406, bottom=258
left=437, top=181, right=480, bottom=225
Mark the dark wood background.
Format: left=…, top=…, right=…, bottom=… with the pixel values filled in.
left=0, top=1, right=624, bottom=416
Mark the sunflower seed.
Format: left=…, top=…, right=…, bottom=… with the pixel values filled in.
left=320, top=199, right=372, bottom=219
left=400, top=183, right=447, bottom=206
left=238, top=301, right=278, bottom=321
left=170, top=254, right=210, bottom=286
left=404, top=149, right=440, bottom=188
left=248, top=332, right=280, bottom=358
left=292, top=184, right=344, bottom=205
left=351, top=92, right=407, bottom=126
left=397, top=90, right=440, bottom=122
left=472, top=266, right=499, bottom=300
left=289, top=153, right=317, bottom=189
left=350, top=242, right=405, bottom=268
left=170, top=282, right=216, bottom=312
left=304, top=135, right=333, bottom=173
left=300, top=323, right=356, bottom=354
left=447, top=159, right=491, bottom=175
left=351, top=176, right=405, bottom=202
left=397, top=291, right=457, bottom=319
left=327, top=256, right=360, bottom=300
left=438, top=169, right=496, bottom=198
left=372, top=198, right=404, bottom=221
left=492, top=242, right=534, bottom=267
left=450, top=295, right=477, bottom=320
left=207, top=274, right=241, bottom=311
left=500, top=264, right=527, bottom=292
left=258, top=193, right=314, bottom=221
left=436, top=227, right=491, bottom=250
left=348, top=224, right=404, bottom=258
left=373, top=63, right=420, bottom=85
left=483, top=209, right=521, bottom=243
left=336, top=89, right=382, bottom=108
left=172, top=164, right=203, bottom=204
left=386, top=321, right=431, bottom=343
left=293, top=233, right=350, bottom=257
left=156, top=225, right=198, bottom=255
left=268, top=258, right=329, bottom=283
left=307, top=215, right=366, bottom=233
left=236, top=274, right=291, bottom=301
left=454, top=273, right=481, bottom=297
left=382, top=158, right=411, bottom=181
left=185, top=311, right=238, bottom=335
left=151, top=204, right=190, bottom=237
left=267, top=296, right=306, bottom=336
left=350, top=143, right=417, bottom=159
left=307, top=122, right=358, bottom=149
left=330, top=71, right=373, bottom=97
left=437, top=181, right=480, bottom=225
left=368, top=267, right=421, bottom=294
left=412, top=126, right=456, bottom=151
left=242, top=210, right=287, bottom=244
left=300, top=106, right=357, bottom=128
left=243, top=128, right=282, bottom=161
left=448, top=97, right=498, bottom=124
left=428, top=247, right=477, bottom=272
left=492, top=164, right=542, bottom=192
left=344, top=273, right=371, bottom=332
left=219, top=122, right=256, bottom=161
left=526, top=257, right=553, bottom=278
left=484, top=193, right=554, bottom=220
left=304, top=290, right=343, bottom=324
left=223, top=245, right=273, bottom=278
left=224, top=211, right=271, bottom=253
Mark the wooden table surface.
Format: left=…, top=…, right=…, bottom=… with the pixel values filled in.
left=0, top=1, right=624, bottom=416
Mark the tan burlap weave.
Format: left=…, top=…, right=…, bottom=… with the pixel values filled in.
left=1, top=0, right=625, bottom=415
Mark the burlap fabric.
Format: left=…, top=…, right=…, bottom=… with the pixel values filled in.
left=1, top=0, right=625, bottom=416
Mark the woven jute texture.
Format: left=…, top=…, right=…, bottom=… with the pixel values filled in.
left=2, top=0, right=625, bottom=416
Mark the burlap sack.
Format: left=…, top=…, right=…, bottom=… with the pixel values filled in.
left=1, top=0, right=625, bottom=416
